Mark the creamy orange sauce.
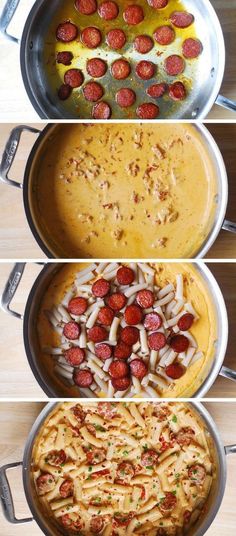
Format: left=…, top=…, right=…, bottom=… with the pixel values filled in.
left=30, top=123, right=217, bottom=259
left=37, top=262, right=217, bottom=398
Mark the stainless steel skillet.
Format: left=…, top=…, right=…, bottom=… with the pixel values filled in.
left=0, top=0, right=236, bottom=119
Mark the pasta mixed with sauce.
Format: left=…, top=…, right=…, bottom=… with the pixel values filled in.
left=32, top=402, right=214, bottom=535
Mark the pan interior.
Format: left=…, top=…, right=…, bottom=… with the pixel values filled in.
left=22, top=402, right=225, bottom=536
left=20, top=0, right=224, bottom=119
left=26, top=123, right=223, bottom=259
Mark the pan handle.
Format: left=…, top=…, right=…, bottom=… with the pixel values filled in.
left=0, top=125, right=40, bottom=189
left=0, top=462, right=33, bottom=523
left=219, top=366, right=236, bottom=383
left=0, top=0, right=21, bottom=43
left=216, top=95, right=236, bottom=113
left=0, top=262, right=26, bottom=319
left=225, top=445, right=236, bottom=455
left=222, top=220, right=236, bottom=234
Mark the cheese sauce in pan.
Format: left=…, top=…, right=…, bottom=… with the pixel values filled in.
left=30, top=123, right=217, bottom=258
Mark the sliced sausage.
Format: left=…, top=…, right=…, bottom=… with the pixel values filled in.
left=159, top=492, right=177, bottom=513
left=87, top=58, right=107, bottom=77
left=56, top=51, right=73, bottom=65
left=147, top=0, right=168, bottom=7
left=148, top=332, right=166, bottom=350
left=63, top=321, right=80, bottom=340
left=92, top=278, right=110, bottom=297
left=176, top=426, right=195, bottom=446
left=90, top=516, right=105, bottom=534
left=136, top=289, right=155, bottom=308
left=153, top=25, right=175, bottom=45
left=123, top=5, right=144, bottom=25
left=64, top=347, right=85, bottom=366
left=95, top=343, right=112, bottom=360
left=61, top=513, right=82, bottom=531
left=111, top=59, right=131, bottom=80
left=36, top=473, right=55, bottom=495
left=182, top=38, right=203, bottom=59
left=86, top=447, right=106, bottom=464
left=116, top=88, right=136, bottom=107
left=75, top=0, right=97, bottom=15
left=111, top=376, right=131, bottom=391
left=152, top=404, right=171, bottom=421
left=117, top=266, right=135, bottom=285
left=141, top=449, right=159, bottom=467
left=170, top=334, right=189, bottom=353
left=97, top=401, right=117, bottom=419
left=56, top=21, right=78, bottom=42
left=71, top=404, right=86, bottom=423
left=130, top=358, right=148, bottom=379
left=120, top=326, right=139, bottom=345
left=177, top=313, right=194, bottom=331
left=73, top=369, right=93, bottom=386
left=64, top=68, right=84, bottom=88
left=147, top=82, right=167, bottom=98
left=188, top=464, right=206, bottom=485
left=134, top=34, right=153, bottom=54
left=113, top=512, right=134, bottom=527
left=106, top=29, right=126, bottom=49
left=114, top=341, right=132, bottom=359
left=81, top=27, right=102, bottom=48
left=124, top=304, right=143, bottom=325
left=46, top=450, right=66, bottom=466
left=88, top=325, right=107, bottom=342
left=169, top=81, right=186, bottom=101
left=136, top=103, right=159, bottom=119
left=58, top=84, right=72, bottom=100
left=107, top=292, right=127, bottom=311
left=59, top=479, right=73, bottom=498
left=68, top=296, right=88, bottom=315
left=136, top=60, right=155, bottom=80
left=98, top=1, right=119, bottom=20
left=117, top=461, right=135, bottom=481
left=144, top=312, right=162, bottom=330
left=170, top=11, right=194, bottom=28
left=92, top=101, right=111, bottom=119
left=98, top=306, right=115, bottom=326
left=165, top=363, right=185, bottom=379
left=164, top=55, right=185, bottom=76
left=108, top=360, right=129, bottom=378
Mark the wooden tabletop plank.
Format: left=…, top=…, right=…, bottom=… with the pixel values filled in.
left=0, top=261, right=235, bottom=398
left=0, top=402, right=235, bottom=535
left=0, top=0, right=235, bottom=120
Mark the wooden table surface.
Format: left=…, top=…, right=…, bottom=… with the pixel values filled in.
left=0, top=261, right=236, bottom=399
left=0, top=0, right=236, bottom=121
left=0, top=401, right=236, bottom=535
left=0, top=122, right=236, bottom=259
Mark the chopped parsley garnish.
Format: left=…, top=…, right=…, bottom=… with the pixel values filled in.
left=146, top=466, right=154, bottom=470
left=172, top=415, right=177, bottom=423
left=94, top=424, right=106, bottom=432
left=88, top=466, right=93, bottom=472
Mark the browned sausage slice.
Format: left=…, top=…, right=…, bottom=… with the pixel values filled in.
left=64, top=69, right=84, bottom=88
left=95, top=343, right=112, bottom=359
left=182, top=38, right=203, bottom=59
left=59, top=479, right=73, bottom=498
left=81, top=26, right=102, bottom=48
left=144, top=312, right=162, bottom=331
left=116, top=461, right=135, bottom=481
left=106, top=29, right=126, bottom=49
left=177, top=313, right=194, bottom=330
left=170, top=11, right=194, bottom=28
left=117, top=266, right=135, bottom=284
left=98, top=306, right=115, bottom=326
left=73, top=369, right=94, bottom=386
left=148, top=331, right=166, bottom=350
left=136, top=103, right=159, bottom=119
left=90, top=516, right=105, bottom=533
left=120, top=326, right=139, bottom=345
left=170, top=334, right=189, bottom=352
left=58, top=84, right=72, bottom=100
left=56, top=21, right=78, bottom=42
left=114, top=341, right=132, bottom=359
left=107, top=292, right=127, bottom=311
left=164, top=55, right=185, bottom=76
left=111, top=59, right=131, bottom=80
left=92, top=278, right=110, bottom=297
left=124, top=304, right=143, bottom=325
left=123, top=5, right=144, bottom=25
left=92, top=101, right=111, bottom=119
left=147, top=82, right=167, bottom=98
left=87, top=58, right=107, bottom=77
left=109, top=359, right=130, bottom=378
left=141, top=448, right=159, bottom=467
left=136, top=289, right=154, bottom=308
left=86, top=447, right=106, bottom=464
left=63, top=321, right=80, bottom=340
left=98, top=1, right=119, bottom=20
left=116, top=88, right=136, bottom=107
left=188, top=464, right=206, bottom=485
left=159, top=492, right=177, bottom=513
left=136, top=60, right=155, bottom=80
left=169, top=81, right=186, bottom=101
left=88, top=325, right=107, bottom=342
left=83, top=80, right=104, bottom=102
left=148, top=0, right=168, bottom=7
left=111, top=376, right=131, bottom=391
left=75, top=0, right=97, bottom=15
left=134, top=34, right=153, bottom=54
left=153, top=25, right=175, bottom=45
left=36, top=473, right=55, bottom=495
left=130, top=358, right=148, bottom=379
left=68, top=296, right=88, bottom=315
left=64, top=347, right=85, bottom=366
left=56, top=51, right=73, bottom=65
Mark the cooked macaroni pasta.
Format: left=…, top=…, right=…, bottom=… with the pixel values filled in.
left=32, top=402, right=214, bottom=535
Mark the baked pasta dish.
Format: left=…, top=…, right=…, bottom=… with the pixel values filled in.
left=32, top=402, right=215, bottom=535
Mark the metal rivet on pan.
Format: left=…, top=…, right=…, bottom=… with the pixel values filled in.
left=29, top=41, right=33, bottom=49
left=192, top=108, right=199, bottom=118
left=214, top=194, right=219, bottom=204
left=211, top=67, right=215, bottom=77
